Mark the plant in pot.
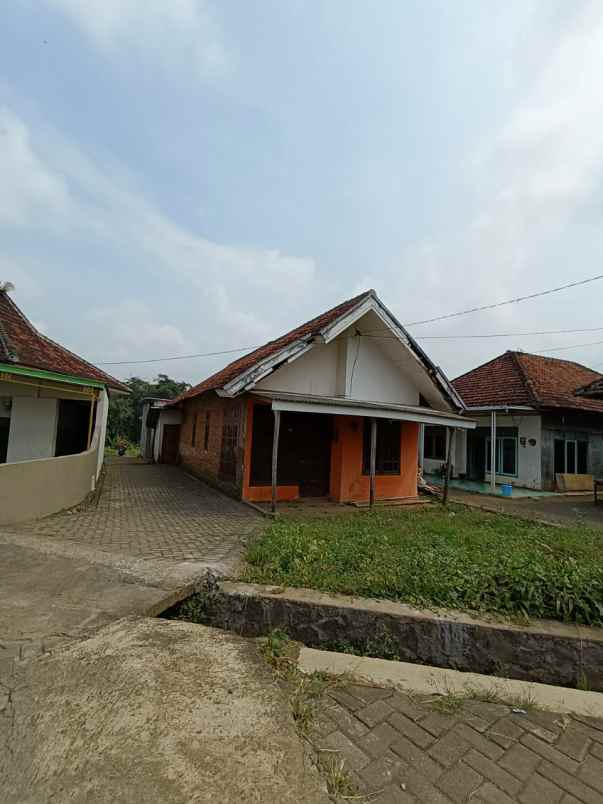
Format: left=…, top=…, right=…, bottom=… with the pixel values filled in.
left=115, top=436, right=128, bottom=457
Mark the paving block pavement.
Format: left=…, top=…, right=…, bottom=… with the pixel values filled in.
left=311, top=684, right=603, bottom=803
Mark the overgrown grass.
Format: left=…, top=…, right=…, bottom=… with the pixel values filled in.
left=243, top=506, right=603, bottom=625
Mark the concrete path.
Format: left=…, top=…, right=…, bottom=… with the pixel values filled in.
left=0, top=464, right=328, bottom=803
left=2, top=617, right=328, bottom=804
left=450, top=488, right=603, bottom=529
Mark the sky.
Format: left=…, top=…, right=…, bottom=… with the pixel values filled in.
left=2, top=0, right=603, bottom=386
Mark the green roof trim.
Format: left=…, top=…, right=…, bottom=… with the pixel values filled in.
left=0, top=362, right=105, bottom=389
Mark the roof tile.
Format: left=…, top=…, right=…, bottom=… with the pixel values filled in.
left=453, top=351, right=603, bottom=413
left=0, top=290, right=128, bottom=391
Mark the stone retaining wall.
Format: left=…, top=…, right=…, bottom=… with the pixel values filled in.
left=176, top=581, right=603, bottom=691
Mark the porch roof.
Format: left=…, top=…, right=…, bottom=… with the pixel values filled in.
left=252, top=391, right=476, bottom=429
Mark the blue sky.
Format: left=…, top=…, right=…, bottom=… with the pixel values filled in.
left=2, top=1, right=603, bottom=383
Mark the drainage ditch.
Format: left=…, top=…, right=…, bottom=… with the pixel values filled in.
left=163, top=578, right=603, bottom=692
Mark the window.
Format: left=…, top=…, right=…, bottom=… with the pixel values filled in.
left=191, top=413, right=198, bottom=446
left=219, top=423, right=238, bottom=481
left=485, top=436, right=517, bottom=477
left=424, top=426, right=446, bottom=460
left=204, top=411, right=211, bottom=451
left=554, top=439, right=588, bottom=474
left=362, top=419, right=401, bottom=475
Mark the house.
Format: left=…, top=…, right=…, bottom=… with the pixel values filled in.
left=0, top=284, right=128, bottom=523
left=139, top=397, right=182, bottom=463
left=425, top=350, right=603, bottom=492
left=167, top=290, right=474, bottom=509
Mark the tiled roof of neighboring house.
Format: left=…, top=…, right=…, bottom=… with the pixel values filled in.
left=0, top=289, right=129, bottom=392
left=176, top=290, right=374, bottom=402
left=576, top=377, right=603, bottom=399
left=453, top=351, right=603, bottom=413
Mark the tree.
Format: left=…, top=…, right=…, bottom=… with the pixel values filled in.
left=106, top=374, right=190, bottom=445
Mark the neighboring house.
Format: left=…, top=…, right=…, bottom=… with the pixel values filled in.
left=0, top=284, right=128, bottom=523
left=139, top=397, right=182, bottom=463
left=167, top=290, right=474, bottom=508
left=425, top=350, right=603, bottom=492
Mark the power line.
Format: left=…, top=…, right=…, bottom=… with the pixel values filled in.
left=537, top=339, right=603, bottom=354
left=404, top=274, right=603, bottom=327
left=362, top=325, right=603, bottom=340
left=97, top=346, right=256, bottom=366
left=95, top=274, right=603, bottom=366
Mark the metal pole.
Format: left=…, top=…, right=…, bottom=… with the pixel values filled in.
left=369, top=417, right=377, bottom=507
left=443, top=427, right=452, bottom=505
left=490, top=410, right=497, bottom=494
left=271, top=409, right=281, bottom=514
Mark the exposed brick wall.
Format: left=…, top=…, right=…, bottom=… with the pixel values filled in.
left=179, top=392, right=247, bottom=498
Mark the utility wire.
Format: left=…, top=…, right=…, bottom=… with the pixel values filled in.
left=95, top=274, right=603, bottom=365
left=404, top=274, right=603, bottom=327
left=537, top=339, right=603, bottom=354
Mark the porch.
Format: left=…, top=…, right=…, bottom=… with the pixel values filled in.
left=242, top=392, right=474, bottom=511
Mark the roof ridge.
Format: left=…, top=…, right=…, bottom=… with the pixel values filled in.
left=509, top=351, right=540, bottom=405
left=175, top=289, right=374, bottom=402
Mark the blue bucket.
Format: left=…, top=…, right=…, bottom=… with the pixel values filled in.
left=501, top=483, right=513, bottom=497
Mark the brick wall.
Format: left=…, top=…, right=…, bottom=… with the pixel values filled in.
left=179, top=392, right=247, bottom=497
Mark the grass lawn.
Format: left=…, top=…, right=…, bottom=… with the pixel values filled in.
left=243, top=505, right=603, bottom=625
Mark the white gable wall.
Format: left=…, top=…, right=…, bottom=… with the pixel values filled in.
left=255, top=322, right=421, bottom=406
left=255, top=339, right=340, bottom=397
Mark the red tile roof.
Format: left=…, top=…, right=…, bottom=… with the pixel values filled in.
left=453, top=351, right=603, bottom=413
left=176, top=290, right=374, bottom=402
left=0, top=289, right=128, bottom=392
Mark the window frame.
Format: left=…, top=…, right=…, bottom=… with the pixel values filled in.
left=485, top=435, right=518, bottom=478
left=554, top=438, right=588, bottom=474
left=361, top=419, right=402, bottom=476
left=423, top=426, right=447, bottom=461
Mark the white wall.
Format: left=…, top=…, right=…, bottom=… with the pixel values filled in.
left=481, top=414, right=542, bottom=489
left=255, top=321, right=420, bottom=406
left=6, top=397, right=58, bottom=463
left=256, top=339, right=340, bottom=397
left=154, top=409, right=182, bottom=462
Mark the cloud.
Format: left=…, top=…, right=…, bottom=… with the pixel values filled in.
left=359, top=1, right=603, bottom=378
left=0, top=106, right=323, bottom=378
left=0, top=108, right=72, bottom=227
left=47, top=0, right=230, bottom=78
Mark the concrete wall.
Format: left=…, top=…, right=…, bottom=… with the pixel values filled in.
left=0, top=441, right=99, bottom=525
left=481, top=414, right=542, bottom=489
left=154, top=409, right=183, bottom=463
left=6, top=397, right=59, bottom=462
left=541, top=411, right=603, bottom=491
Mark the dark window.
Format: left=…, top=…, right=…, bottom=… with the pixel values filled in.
left=219, top=423, right=238, bottom=482
left=554, top=438, right=589, bottom=474
left=55, top=399, right=94, bottom=457
left=578, top=441, right=588, bottom=474
left=566, top=441, right=576, bottom=474
left=362, top=419, right=401, bottom=475
left=0, top=415, right=9, bottom=463
left=554, top=439, right=565, bottom=474
left=191, top=413, right=198, bottom=446
left=424, top=426, right=446, bottom=460
left=485, top=436, right=517, bottom=477
left=204, top=411, right=211, bottom=451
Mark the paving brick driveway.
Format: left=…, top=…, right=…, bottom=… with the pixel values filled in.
left=10, top=461, right=263, bottom=565
left=313, top=683, right=603, bottom=803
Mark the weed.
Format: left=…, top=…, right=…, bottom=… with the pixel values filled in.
left=429, top=691, right=466, bottom=714
left=243, top=507, right=603, bottom=625
left=319, top=753, right=358, bottom=799
left=577, top=671, right=591, bottom=692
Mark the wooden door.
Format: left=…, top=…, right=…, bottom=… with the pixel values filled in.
left=160, top=424, right=180, bottom=464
